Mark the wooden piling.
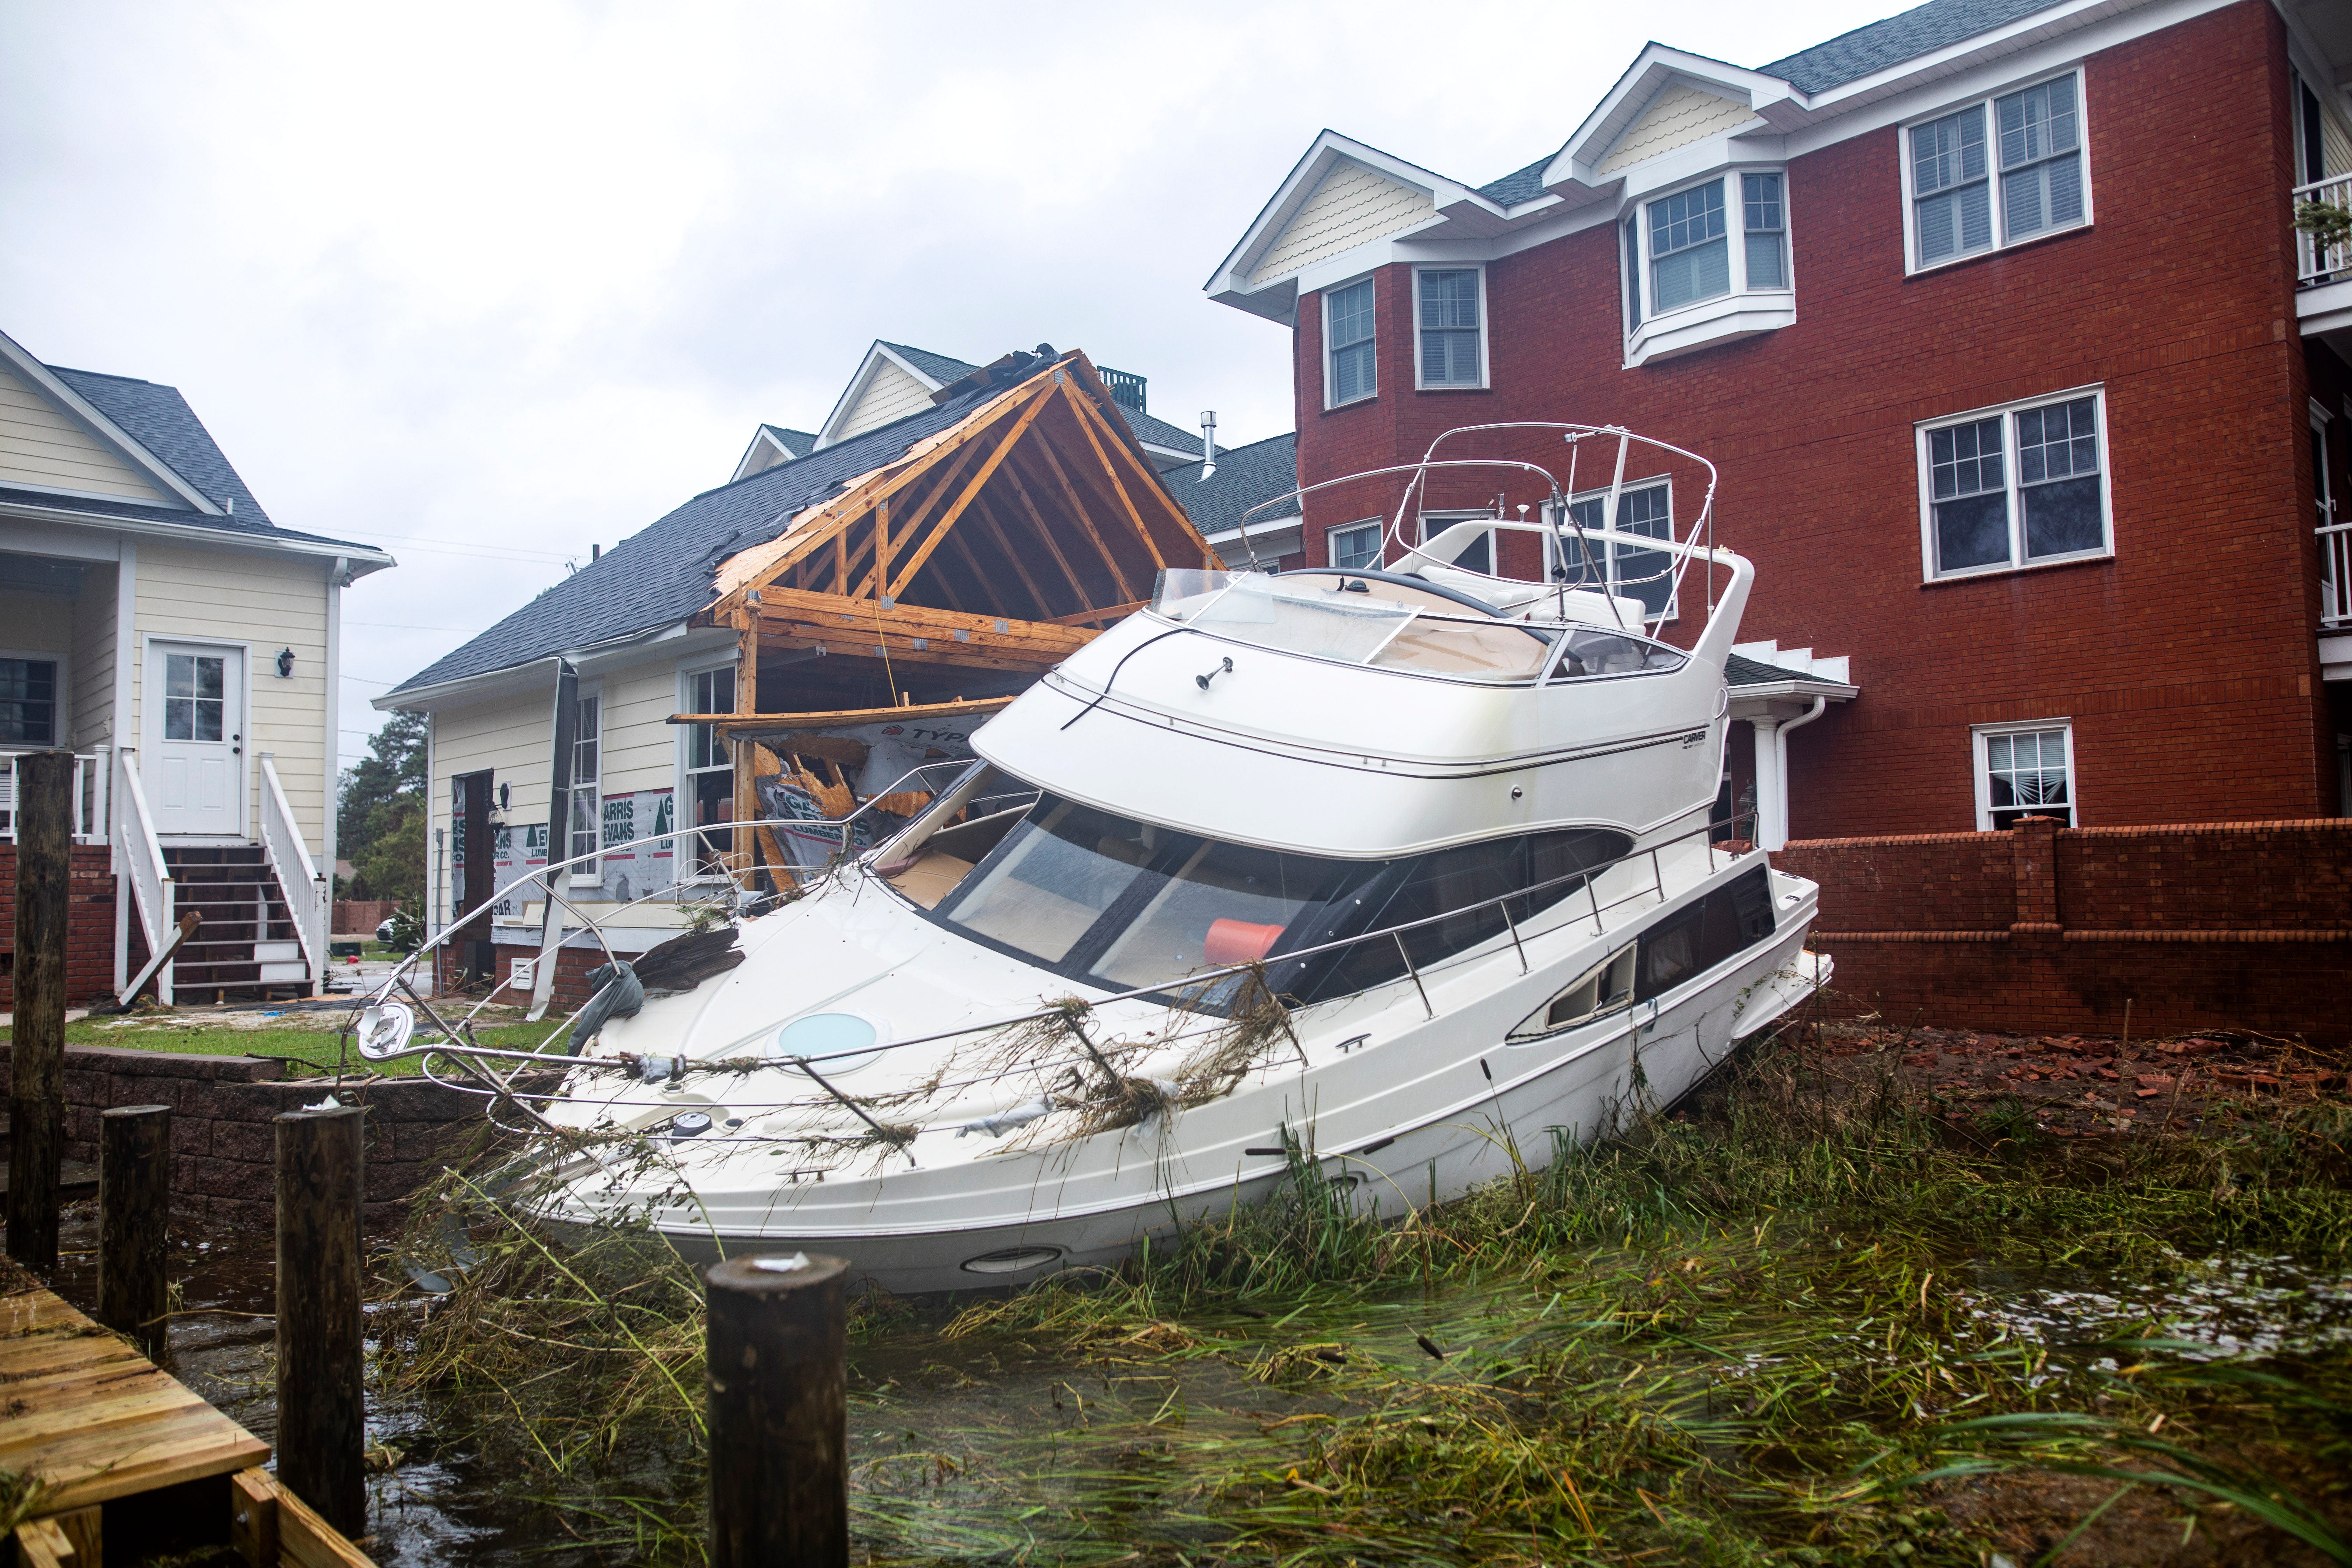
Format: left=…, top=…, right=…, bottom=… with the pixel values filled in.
left=6, top=750, right=75, bottom=1272
left=274, top=1105, right=366, bottom=1537
left=705, top=1252, right=850, bottom=1568
left=99, top=1103, right=173, bottom=1360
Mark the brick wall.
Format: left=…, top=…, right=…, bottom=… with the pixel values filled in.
left=0, top=846, right=120, bottom=1008
left=434, top=941, right=610, bottom=1014
left=0, top=1042, right=491, bottom=1233
left=1287, top=1, right=2337, bottom=835
left=332, top=900, right=401, bottom=937
left=1777, top=816, right=2352, bottom=1041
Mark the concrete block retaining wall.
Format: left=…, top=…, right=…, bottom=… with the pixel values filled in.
left=0, top=1043, right=489, bottom=1233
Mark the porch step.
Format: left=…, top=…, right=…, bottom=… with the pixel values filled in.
left=158, top=844, right=312, bottom=1003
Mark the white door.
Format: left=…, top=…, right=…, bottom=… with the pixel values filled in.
left=147, top=642, right=244, bottom=836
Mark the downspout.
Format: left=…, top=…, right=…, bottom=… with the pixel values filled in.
left=1770, top=695, right=1829, bottom=850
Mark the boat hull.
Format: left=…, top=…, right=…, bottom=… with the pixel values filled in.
left=549, top=894, right=1827, bottom=1295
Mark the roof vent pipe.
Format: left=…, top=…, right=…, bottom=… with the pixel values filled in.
left=1198, top=411, right=1217, bottom=482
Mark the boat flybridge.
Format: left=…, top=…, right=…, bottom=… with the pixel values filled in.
left=355, top=424, right=1828, bottom=1293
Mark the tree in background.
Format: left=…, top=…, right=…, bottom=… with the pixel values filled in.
left=338, top=710, right=427, bottom=904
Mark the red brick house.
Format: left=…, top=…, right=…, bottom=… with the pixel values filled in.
left=1205, top=0, right=2352, bottom=845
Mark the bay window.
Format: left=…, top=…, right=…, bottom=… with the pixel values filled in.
left=1919, top=388, right=2110, bottom=579
left=1621, top=168, right=1794, bottom=364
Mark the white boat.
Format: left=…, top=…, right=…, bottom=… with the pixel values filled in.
left=360, top=425, right=1828, bottom=1294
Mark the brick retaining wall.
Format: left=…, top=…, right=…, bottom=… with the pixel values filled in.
left=332, top=900, right=401, bottom=937
left=1777, top=817, right=2352, bottom=1043
left=0, top=1043, right=491, bottom=1233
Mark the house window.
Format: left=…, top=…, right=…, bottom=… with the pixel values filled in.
left=1621, top=217, right=1643, bottom=332
left=0, top=658, right=58, bottom=746
left=1650, top=180, right=1729, bottom=312
left=568, top=691, right=600, bottom=881
left=1415, top=267, right=1484, bottom=389
left=1329, top=519, right=1383, bottom=571
left=1910, top=72, right=2085, bottom=270
left=1975, top=723, right=2074, bottom=830
left=684, top=664, right=735, bottom=875
left=1561, top=482, right=1675, bottom=620
left=1326, top=278, right=1377, bottom=407
left=1919, top=389, right=2109, bottom=579
left=1743, top=173, right=1787, bottom=288
left=162, top=653, right=225, bottom=742
left=1420, top=511, right=1494, bottom=576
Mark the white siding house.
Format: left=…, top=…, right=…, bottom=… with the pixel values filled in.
left=0, top=326, right=394, bottom=1002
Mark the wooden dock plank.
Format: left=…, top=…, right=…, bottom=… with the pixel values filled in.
left=0, top=1273, right=273, bottom=1515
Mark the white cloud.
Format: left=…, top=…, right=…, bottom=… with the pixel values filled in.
left=0, top=0, right=1901, bottom=765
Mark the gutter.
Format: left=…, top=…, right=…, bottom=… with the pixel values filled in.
left=0, top=497, right=397, bottom=576
left=373, top=618, right=720, bottom=712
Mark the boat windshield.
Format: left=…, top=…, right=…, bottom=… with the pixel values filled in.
left=925, top=785, right=1632, bottom=1006
left=932, top=793, right=1381, bottom=993
left=1151, top=569, right=1551, bottom=682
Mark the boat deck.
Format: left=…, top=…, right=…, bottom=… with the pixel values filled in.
left=0, top=1256, right=371, bottom=1568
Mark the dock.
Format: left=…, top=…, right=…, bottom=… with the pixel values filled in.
left=0, top=1257, right=373, bottom=1568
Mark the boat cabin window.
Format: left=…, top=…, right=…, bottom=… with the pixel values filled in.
left=1507, top=947, right=1637, bottom=1042
left=1548, top=627, right=1687, bottom=680
left=1633, top=865, right=1776, bottom=1002
left=1150, top=569, right=1553, bottom=684
left=1293, top=828, right=1632, bottom=1004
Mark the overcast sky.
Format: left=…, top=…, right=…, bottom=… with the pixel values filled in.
left=2, top=0, right=1899, bottom=773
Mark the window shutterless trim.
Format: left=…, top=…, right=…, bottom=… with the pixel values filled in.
left=1916, top=384, right=2113, bottom=583
left=1900, top=67, right=2092, bottom=276
left=1322, top=274, right=1378, bottom=410
left=1411, top=264, right=1489, bottom=391
left=1327, top=517, right=1385, bottom=571
left=1970, top=719, right=2077, bottom=831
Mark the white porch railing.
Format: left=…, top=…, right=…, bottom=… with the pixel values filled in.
left=0, top=747, right=112, bottom=844
left=258, top=752, right=327, bottom=995
left=2322, top=520, right=2352, bottom=629
left=112, top=747, right=175, bottom=1005
left=2297, top=174, right=2351, bottom=286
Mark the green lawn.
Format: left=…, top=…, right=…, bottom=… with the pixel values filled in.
left=1, top=1016, right=566, bottom=1077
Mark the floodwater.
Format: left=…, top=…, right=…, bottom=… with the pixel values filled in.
left=37, top=1202, right=2352, bottom=1567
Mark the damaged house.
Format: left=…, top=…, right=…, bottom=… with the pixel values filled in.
left=378, top=348, right=1218, bottom=995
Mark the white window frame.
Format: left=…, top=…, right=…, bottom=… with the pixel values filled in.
left=1327, top=518, right=1384, bottom=571
left=1323, top=275, right=1378, bottom=410
left=676, top=658, right=738, bottom=882
left=1411, top=264, right=1488, bottom=391
left=1901, top=67, right=2092, bottom=275
left=1419, top=509, right=1499, bottom=576
left=1625, top=167, right=1795, bottom=327
left=0, top=648, right=68, bottom=753
left=1916, top=384, right=2113, bottom=582
left=1971, top=720, right=2077, bottom=831
left=1559, top=476, right=1678, bottom=624
left=568, top=684, right=602, bottom=886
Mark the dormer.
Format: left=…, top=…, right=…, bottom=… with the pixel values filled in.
left=728, top=424, right=816, bottom=485
left=1547, top=47, right=1803, bottom=367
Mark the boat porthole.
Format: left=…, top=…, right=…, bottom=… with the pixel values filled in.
left=775, top=1012, right=889, bottom=1075
left=960, top=1246, right=1065, bottom=1275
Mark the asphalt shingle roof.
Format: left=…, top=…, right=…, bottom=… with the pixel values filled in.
left=1724, top=652, right=1835, bottom=686
left=761, top=424, right=818, bottom=454
left=1160, top=433, right=1298, bottom=537
left=1116, top=404, right=1204, bottom=457
left=1476, top=156, right=1555, bottom=208
left=1757, top=0, right=2072, bottom=94
left=25, top=364, right=380, bottom=553
left=390, top=385, right=1012, bottom=695
left=880, top=342, right=982, bottom=385
left=1467, top=0, right=2071, bottom=208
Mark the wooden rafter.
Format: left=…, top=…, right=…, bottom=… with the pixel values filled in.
left=997, top=457, right=1097, bottom=609
left=968, top=491, right=1060, bottom=618
left=1022, top=436, right=1140, bottom=602
left=884, top=390, right=1056, bottom=599
left=1059, top=382, right=1169, bottom=573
